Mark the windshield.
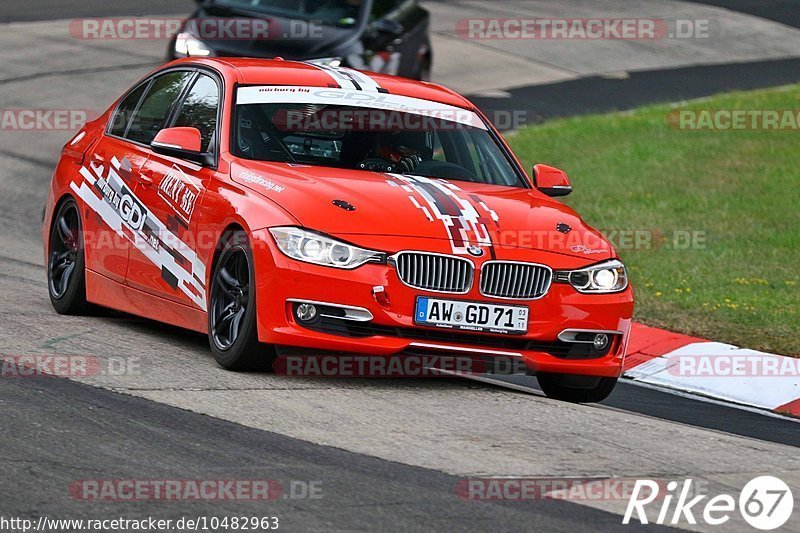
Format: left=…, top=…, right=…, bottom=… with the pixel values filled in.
left=233, top=86, right=527, bottom=188
left=213, top=0, right=366, bottom=26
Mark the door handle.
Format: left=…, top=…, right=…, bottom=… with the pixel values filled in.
left=139, top=169, right=155, bottom=187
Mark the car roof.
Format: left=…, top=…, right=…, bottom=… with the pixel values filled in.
left=168, top=57, right=476, bottom=110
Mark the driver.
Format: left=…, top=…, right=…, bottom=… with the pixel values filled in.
left=359, top=131, right=432, bottom=173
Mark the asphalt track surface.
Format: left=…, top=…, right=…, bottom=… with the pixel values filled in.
left=0, top=1, right=196, bottom=23
left=688, top=0, right=800, bottom=30
left=1, top=1, right=800, bottom=532
left=471, top=56, right=800, bottom=130
left=4, top=374, right=683, bottom=532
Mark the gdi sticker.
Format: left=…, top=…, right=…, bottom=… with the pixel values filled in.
left=119, top=193, right=146, bottom=231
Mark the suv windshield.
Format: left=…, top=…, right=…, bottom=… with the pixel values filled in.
left=213, top=0, right=366, bottom=26
left=234, top=87, right=527, bottom=188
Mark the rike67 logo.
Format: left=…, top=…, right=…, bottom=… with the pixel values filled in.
left=624, top=476, right=794, bottom=530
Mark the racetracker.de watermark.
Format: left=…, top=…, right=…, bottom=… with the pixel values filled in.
left=667, top=354, right=800, bottom=377
left=490, top=228, right=707, bottom=252
left=70, top=228, right=708, bottom=255
left=456, top=478, right=674, bottom=501
left=274, top=354, right=529, bottom=378
left=668, top=109, right=800, bottom=130
left=0, top=109, right=100, bottom=131
left=68, top=480, right=322, bottom=501
left=68, top=18, right=321, bottom=41
left=456, top=18, right=712, bottom=40
left=667, top=109, right=800, bottom=131
left=1, top=355, right=140, bottom=378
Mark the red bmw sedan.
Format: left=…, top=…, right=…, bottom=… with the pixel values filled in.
left=44, top=58, right=633, bottom=402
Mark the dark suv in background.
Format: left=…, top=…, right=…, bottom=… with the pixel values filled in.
left=168, top=0, right=432, bottom=80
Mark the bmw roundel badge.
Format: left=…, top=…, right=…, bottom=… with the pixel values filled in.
left=467, top=245, right=485, bottom=257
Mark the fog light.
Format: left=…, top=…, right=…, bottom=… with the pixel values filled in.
left=296, top=303, right=317, bottom=322
left=593, top=334, right=610, bottom=351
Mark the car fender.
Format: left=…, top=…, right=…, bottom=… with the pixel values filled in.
left=192, top=172, right=299, bottom=287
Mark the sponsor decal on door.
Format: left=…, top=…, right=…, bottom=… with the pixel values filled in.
left=70, top=156, right=207, bottom=310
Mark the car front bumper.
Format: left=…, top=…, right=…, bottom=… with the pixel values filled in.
left=252, top=230, right=634, bottom=378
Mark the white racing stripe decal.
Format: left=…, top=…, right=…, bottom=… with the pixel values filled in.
left=306, top=63, right=384, bottom=92
left=71, top=157, right=207, bottom=311
left=387, top=174, right=497, bottom=256
left=236, top=86, right=486, bottom=130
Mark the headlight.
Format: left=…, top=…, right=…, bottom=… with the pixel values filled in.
left=557, top=260, right=629, bottom=294
left=269, top=227, right=384, bottom=269
left=174, top=32, right=214, bottom=57
left=306, top=57, right=343, bottom=67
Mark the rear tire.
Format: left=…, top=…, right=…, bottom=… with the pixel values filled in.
left=536, top=373, right=618, bottom=404
left=47, top=198, right=90, bottom=315
left=208, top=231, right=276, bottom=371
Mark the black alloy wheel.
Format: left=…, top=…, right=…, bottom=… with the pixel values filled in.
left=47, top=199, right=89, bottom=314
left=210, top=244, right=250, bottom=351
left=208, top=231, right=276, bottom=371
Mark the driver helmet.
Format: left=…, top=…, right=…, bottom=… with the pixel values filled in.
left=375, top=131, right=432, bottom=165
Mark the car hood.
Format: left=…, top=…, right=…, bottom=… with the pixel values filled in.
left=231, top=161, right=614, bottom=260
left=190, top=6, right=362, bottom=59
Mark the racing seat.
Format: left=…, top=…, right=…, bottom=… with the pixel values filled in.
left=236, top=106, right=274, bottom=160
left=339, top=131, right=376, bottom=169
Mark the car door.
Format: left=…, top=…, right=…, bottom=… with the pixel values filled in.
left=125, top=71, right=220, bottom=311
left=77, top=76, right=180, bottom=284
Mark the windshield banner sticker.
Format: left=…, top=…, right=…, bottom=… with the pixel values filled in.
left=236, top=86, right=487, bottom=130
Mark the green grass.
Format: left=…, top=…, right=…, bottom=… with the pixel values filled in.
left=507, top=85, right=800, bottom=356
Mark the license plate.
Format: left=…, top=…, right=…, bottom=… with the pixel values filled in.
left=414, top=297, right=529, bottom=335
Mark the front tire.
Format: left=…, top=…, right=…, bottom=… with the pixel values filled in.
left=208, top=231, right=276, bottom=371
left=47, top=198, right=90, bottom=315
left=536, top=373, right=618, bottom=404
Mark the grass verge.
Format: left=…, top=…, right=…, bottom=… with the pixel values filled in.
left=508, top=85, right=800, bottom=355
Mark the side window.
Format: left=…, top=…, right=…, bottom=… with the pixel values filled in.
left=462, top=129, right=518, bottom=186
left=431, top=130, right=446, bottom=161
left=126, top=71, right=192, bottom=145
left=109, top=83, right=147, bottom=137
left=173, top=74, right=220, bottom=153
left=371, top=0, right=402, bottom=20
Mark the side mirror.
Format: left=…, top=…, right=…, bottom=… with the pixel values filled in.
left=151, top=127, right=206, bottom=165
left=533, top=164, right=572, bottom=197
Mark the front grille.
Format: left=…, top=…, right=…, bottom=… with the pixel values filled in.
left=480, top=262, right=552, bottom=299
left=394, top=252, right=473, bottom=294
